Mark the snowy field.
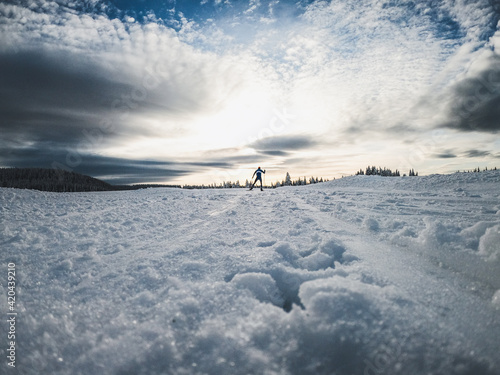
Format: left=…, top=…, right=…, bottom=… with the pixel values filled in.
left=1, top=171, right=500, bottom=375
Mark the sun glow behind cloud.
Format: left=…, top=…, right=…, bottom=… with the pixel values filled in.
left=0, top=0, right=499, bottom=184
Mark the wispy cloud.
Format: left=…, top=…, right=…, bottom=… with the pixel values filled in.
left=249, top=135, right=318, bottom=151
left=466, top=149, right=492, bottom=158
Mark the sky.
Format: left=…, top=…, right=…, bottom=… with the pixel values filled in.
left=1, top=0, right=499, bottom=185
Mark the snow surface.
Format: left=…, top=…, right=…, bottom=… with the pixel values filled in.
left=1, top=171, right=500, bottom=375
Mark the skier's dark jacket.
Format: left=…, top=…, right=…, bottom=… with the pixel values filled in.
left=253, top=168, right=265, bottom=180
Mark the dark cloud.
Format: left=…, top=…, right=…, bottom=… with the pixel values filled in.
left=259, top=150, right=290, bottom=156
left=0, top=147, right=183, bottom=183
left=201, top=149, right=269, bottom=165
left=436, top=152, right=457, bottom=159
left=0, top=47, right=233, bottom=183
left=441, top=55, right=500, bottom=133
left=0, top=51, right=128, bottom=146
left=249, top=135, right=318, bottom=152
left=0, top=48, right=216, bottom=151
left=0, top=146, right=236, bottom=184
left=466, top=149, right=491, bottom=158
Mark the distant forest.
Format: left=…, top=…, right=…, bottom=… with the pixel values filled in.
left=184, top=172, right=328, bottom=189
left=0, top=168, right=181, bottom=192
left=4, top=167, right=496, bottom=193
left=355, top=166, right=418, bottom=177
left=0, top=168, right=328, bottom=192
left=355, top=166, right=498, bottom=177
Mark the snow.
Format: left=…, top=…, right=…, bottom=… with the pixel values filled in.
left=1, top=171, right=500, bottom=374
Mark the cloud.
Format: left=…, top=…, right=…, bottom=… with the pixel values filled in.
left=466, top=149, right=491, bottom=158
left=283, top=0, right=500, bottom=142
left=249, top=135, right=318, bottom=152
left=0, top=51, right=128, bottom=146
left=401, top=20, right=500, bottom=140
left=439, top=43, right=500, bottom=133
left=0, top=145, right=237, bottom=184
left=259, top=150, right=289, bottom=156
left=436, top=151, right=457, bottom=159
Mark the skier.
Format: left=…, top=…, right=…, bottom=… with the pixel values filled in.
left=250, top=166, right=266, bottom=191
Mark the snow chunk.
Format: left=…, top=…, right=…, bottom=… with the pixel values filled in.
left=131, top=290, right=156, bottom=308
left=299, top=252, right=334, bottom=271
left=418, top=218, right=461, bottom=248
left=293, top=276, right=410, bottom=374
left=478, top=225, right=500, bottom=261
left=231, top=272, right=284, bottom=307
left=461, top=221, right=500, bottom=251
left=295, top=239, right=353, bottom=271
left=364, top=217, right=380, bottom=232
left=321, top=238, right=358, bottom=265
left=51, top=259, right=73, bottom=277
left=299, top=276, right=388, bottom=322
left=180, top=261, right=208, bottom=280
left=492, top=290, right=500, bottom=309
left=274, top=242, right=299, bottom=265
left=390, top=226, right=418, bottom=246
left=320, top=238, right=346, bottom=261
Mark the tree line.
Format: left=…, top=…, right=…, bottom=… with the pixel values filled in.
left=0, top=168, right=328, bottom=192
left=8, top=166, right=496, bottom=193
left=0, top=168, right=114, bottom=192
left=0, top=168, right=180, bottom=192
left=183, top=172, right=328, bottom=189
left=355, top=166, right=418, bottom=177
left=355, top=165, right=498, bottom=177
left=459, top=166, right=497, bottom=173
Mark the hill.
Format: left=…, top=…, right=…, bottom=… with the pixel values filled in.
left=0, top=168, right=182, bottom=192
left=0, top=168, right=115, bottom=192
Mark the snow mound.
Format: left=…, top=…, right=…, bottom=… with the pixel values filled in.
left=364, top=217, right=380, bottom=232
left=299, top=251, right=334, bottom=271
left=478, top=225, right=500, bottom=261
left=320, top=238, right=347, bottom=260
left=461, top=221, right=500, bottom=251
left=231, top=272, right=285, bottom=307
left=418, top=218, right=461, bottom=249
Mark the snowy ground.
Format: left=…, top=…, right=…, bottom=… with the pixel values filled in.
left=1, top=171, right=500, bottom=375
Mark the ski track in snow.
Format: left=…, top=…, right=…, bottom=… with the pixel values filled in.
left=1, top=172, right=500, bottom=375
